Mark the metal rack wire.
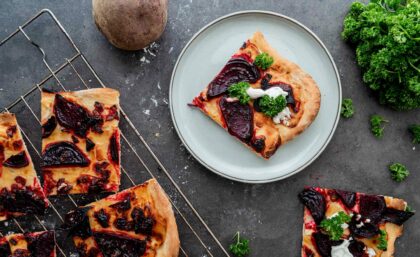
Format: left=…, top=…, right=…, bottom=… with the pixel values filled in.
left=0, top=9, right=230, bottom=257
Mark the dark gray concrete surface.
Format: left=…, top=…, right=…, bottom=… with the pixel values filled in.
left=0, top=0, right=419, bottom=256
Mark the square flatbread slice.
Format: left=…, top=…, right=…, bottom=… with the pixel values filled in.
left=191, top=31, right=320, bottom=159
left=0, top=230, right=56, bottom=257
left=299, top=187, right=414, bottom=257
left=41, top=88, right=120, bottom=195
left=63, top=178, right=179, bottom=257
left=0, top=113, right=48, bottom=221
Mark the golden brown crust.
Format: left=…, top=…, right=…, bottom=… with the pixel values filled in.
left=301, top=188, right=411, bottom=257
left=192, top=32, right=320, bottom=159
left=41, top=88, right=120, bottom=195
left=0, top=113, right=47, bottom=221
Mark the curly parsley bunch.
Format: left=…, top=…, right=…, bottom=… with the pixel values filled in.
left=342, top=0, right=420, bottom=110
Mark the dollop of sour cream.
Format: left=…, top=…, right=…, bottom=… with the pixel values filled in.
left=367, top=248, right=377, bottom=257
left=246, top=87, right=290, bottom=124
left=246, top=87, right=288, bottom=99
left=331, top=240, right=353, bottom=257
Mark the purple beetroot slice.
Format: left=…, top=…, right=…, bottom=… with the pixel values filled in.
left=41, top=116, right=57, bottom=138
left=381, top=207, right=414, bottom=225
left=359, top=194, right=386, bottom=223
left=348, top=240, right=366, bottom=257
left=219, top=96, right=253, bottom=143
left=349, top=214, right=380, bottom=238
left=54, top=94, right=91, bottom=138
left=93, top=232, right=146, bottom=257
left=42, top=141, right=90, bottom=167
left=3, top=151, right=29, bottom=168
left=26, top=231, right=55, bottom=257
left=335, top=189, right=356, bottom=209
left=298, top=188, right=326, bottom=224
left=207, top=56, right=260, bottom=98
left=313, top=232, right=331, bottom=257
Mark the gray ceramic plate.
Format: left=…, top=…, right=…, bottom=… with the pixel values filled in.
left=170, top=11, right=341, bottom=183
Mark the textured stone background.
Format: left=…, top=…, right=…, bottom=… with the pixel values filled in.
left=0, top=0, right=419, bottom=256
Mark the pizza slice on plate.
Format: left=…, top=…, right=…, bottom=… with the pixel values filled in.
left=41, top=88, right=120, bottom=195
left=0, top=113, right=48, bottom=221
left=299, top=187, right=415, bottom=257
left=190, top=31, right=321, bottom=159
left=63, top=178, right=179, bottom=257
left=0, top=230, right=56, bottom=257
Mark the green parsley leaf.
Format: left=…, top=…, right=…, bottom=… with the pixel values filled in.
left=377, top=229, right=388, bottom=251
left=370, top=115, right=388, bottom=138
left=341, top=98, right=355, bottom=118
left=405, top=205, right=414, bottom=212
left=229, top=232, right=250, bottom=257
left=342, top=1, right=420, bottom=110
left=389, top=162, right=409, bottom=182
left=408, top=124, right=420, bottom=144
left=228, top=82, right=251, bottom=105
left=320, top=211, right=351, bottom=241
left=254, top=53, right=274, bottom=70
left=258, top=95, right=287, bottom=117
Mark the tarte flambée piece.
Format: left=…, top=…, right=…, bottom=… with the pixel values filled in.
left=41, top=88, right=120, bottom=195
left=191, top=31, right=321, bottom=159
left=0, top=113, right=48, bottom=221
left=0, top=230, right=56, bottom=257
left=63, top=178, right=179, bottom=257
left=299, top=187, right=415, bottom=257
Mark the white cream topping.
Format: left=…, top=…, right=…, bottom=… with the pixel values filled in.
left=331, top=240, right=353, bottom=257
left=367, top=248, right=376, bottom=257
left=272, top=107, right=291, bottom=125
left=246, top=86, right=288, bottom=99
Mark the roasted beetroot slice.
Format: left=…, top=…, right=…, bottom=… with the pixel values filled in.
left=359, top=194, right=386, bottom=223
left=207, top=55, right=260, bottom=98
left=109, top=132, right=119, bottom=165
left=26, top=231, right=55, bottom=257
left=3, top=151, right=29, bottom=168
left=54, top=94, right=91, bottom=138
left=0, top=188, right=46, bottom=215
left=42, top=142, right=90, bottom=167
left=94, top=209, right=110, bottom=228
left=349, top=215, right=380, bottom=238
left=110, top=196, right=131, bottom=212
left=382, top=208, right=414, bottom=225
left=348, top=240, right=366, bottom=257
left=41, top=116, right=57, bottom=138
left=267, top=82, right=296, bottom=106
left=299, top=188, right=326, bottom=224
left=93, top=232, right=146, bottom=257
left=335, top=189, right=356, bottom=209
left=313, top=232, right=331, bottom=257
left=0, top=241, right=11, bottom=257
left=63, top=207, right=92, bottom=239
left=219, top=96, right=253, bottom=143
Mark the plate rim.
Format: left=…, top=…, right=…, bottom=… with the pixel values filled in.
left=169, top=10, right=342, bottom=184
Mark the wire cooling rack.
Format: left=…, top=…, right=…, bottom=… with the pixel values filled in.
left=0, top=9, right=230, bottom=257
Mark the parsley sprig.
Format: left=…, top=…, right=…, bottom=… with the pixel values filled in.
left=408, top=124, right=420, bottom=144
left=341, top=98, right=354, bottom=118
left=389, top=162, right=409, bottom=182
left=228, top=82, right=251, bottom=104
left=370, top=115, right=388, bottom=138
left=229, top=232, right=250, bottom=257
left=258, top=95, right=287, bottom=118
left=320, top=211, right=351, bottom=241
left=254, top=53, right=274, bottom=70
left=377, top=229, right=388, bottom=251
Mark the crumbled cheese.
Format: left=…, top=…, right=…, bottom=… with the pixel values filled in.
left=273, top=107, right=291, bottom=125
